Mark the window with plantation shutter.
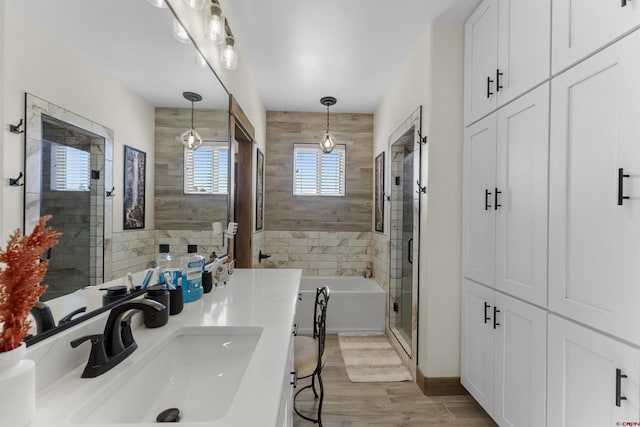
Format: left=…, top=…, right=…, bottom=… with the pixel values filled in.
left=50, top=142, right=90, bottom=191
left=293, top=144, right=345, bottom=196
left=184, top=141, right=229, bottom=194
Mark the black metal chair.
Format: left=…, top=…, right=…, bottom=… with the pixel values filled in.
left=293, top=286, right=330, bottom=426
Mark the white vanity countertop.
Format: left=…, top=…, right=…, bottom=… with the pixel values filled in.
left=26, top=268, right=302, bottom=427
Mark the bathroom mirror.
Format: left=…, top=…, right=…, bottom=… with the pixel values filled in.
left=8, top=0, right=230, bottom=342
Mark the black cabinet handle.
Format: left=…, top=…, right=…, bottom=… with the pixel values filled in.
left=487, top=76, right=494, bottom=98
left=618, top=168, right=631, bottom=205
left=496, top=69, right=503, bottom=92
left=485, top=189, right=492, bottom=210
left=622, top=0, right=629, bottom=7
left=408, top=238, right=413, bottom=264
left=493, top=307, right=500, bottom=329
left=494, top=188, right=502, bottom=210
left=616, top=368, right=628, bottom=407
left=484, top=302, right=491, bottom=324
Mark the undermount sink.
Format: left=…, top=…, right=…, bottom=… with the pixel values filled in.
left=70, top=326, right=263, bottom=424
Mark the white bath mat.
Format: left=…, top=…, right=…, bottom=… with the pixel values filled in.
left=338, top=334, right=412, bottom=383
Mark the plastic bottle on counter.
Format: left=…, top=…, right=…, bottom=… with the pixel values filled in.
left=156, top=243, right=180, bottom=289
left=181, top=244, right=204, bottom=303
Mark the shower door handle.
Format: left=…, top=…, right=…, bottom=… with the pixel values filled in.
left=408, top=238, right=413, bottom=264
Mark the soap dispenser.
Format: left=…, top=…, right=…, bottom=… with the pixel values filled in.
left=181, top=244, right=204, bottom=303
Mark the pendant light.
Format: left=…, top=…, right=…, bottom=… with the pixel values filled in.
left=204, top=0, right=225, bottom=45
left=221, top=33, right=238, bottom=70
left=320, top=96, right=337, bottom=154
left=180, top=92, right=203, bottom=151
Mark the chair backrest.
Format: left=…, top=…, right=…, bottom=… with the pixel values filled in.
left=313, top=286, right=330, bottom=367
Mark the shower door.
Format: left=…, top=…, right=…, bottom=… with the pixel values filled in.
left=388, top=108, right=422, bottom=355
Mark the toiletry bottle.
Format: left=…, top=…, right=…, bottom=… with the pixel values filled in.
left=156, top=244, right=173, bottom=285
left=181, top=244, right=204, bottom=303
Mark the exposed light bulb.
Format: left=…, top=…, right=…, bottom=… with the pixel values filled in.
left=147, top=0, right=167, bottom=8
left=183, top=0, right=205, bottom=10
left=221, top=35, right=237, bottom=70
left=181, top=129, right=203, bottom=151
left=204, top=3, right=225, bottom=44
left=173, top=19, right=191, bottom=44
left=321, top=133, right=336, bottom=154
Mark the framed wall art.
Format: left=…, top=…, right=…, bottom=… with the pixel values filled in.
left=123, top=145, right=146, bottom=230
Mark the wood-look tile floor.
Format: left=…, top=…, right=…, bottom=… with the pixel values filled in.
left=293, top=335, right=497, bottom=427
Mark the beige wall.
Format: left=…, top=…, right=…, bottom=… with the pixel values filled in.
left=2, top=4, right=155, bottom=277
left=265, top=111, right=373, bottom=231
left=375, top=22, right=465, bottom=378
left=0, top=1, right=5, bottom=243
left=154, top=107, right=228, bottom=230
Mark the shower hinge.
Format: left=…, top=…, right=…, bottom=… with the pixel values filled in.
left=393, top=301, right=399, bottom=313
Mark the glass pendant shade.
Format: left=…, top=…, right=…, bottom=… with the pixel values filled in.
left=180, top=91, right=203, bottom=151
left=181, top=129, right=203, bottom=151
left=205, top=3, right=225, bottom=44
left=319, top=96, right=337, bottom=154
left=147, top=0, right=167, bottom=8
left=321, top=133, right=336, bottom=154
left=221, top=35, right=238, bottom=70
left=173, top=19, right=191, bottom=44
left=183, top=0, right=205, bottom=9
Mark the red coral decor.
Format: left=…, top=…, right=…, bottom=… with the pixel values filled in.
left=0, top=216, right=61, bottom=353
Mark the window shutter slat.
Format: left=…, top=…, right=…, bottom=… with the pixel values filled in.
left=294, top=144, right=345, bottom=196
left=184, top=142, right=228, bottom=194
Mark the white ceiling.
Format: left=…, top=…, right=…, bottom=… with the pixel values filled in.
left=6, top=0, right=229, bottom=109
left=6, top=0, right=480, bottom=114
left=222, top=0, right=481, bottom=113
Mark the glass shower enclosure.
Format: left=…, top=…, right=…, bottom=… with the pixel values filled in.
left=388, top=107, right=422, bottom=356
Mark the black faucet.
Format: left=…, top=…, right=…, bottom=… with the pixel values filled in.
left=70, top=299, right=165, bottom=378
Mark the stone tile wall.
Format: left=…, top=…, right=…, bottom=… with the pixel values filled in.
left=261, top=230, right=373, bottom=276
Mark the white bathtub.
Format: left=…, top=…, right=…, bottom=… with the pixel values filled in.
left=295, top=276, right=385, bottom=335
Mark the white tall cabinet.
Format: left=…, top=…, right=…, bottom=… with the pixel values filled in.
left=464, top=0, right=550, bottom=125
left=462, top=1, right=640, bottom=426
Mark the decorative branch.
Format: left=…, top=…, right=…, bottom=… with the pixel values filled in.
left=0, top=216, right=61, bottom=353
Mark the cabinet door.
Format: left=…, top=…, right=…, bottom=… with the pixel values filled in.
left=464, top=0, right=498, bottom=125
left=463, top=115, right=497, bottom=286
left=495, top=84, right=549, bottom=306
left=496, top=0, right=551, bottom=105
left=552, top=0, right=640, bottom=74
left=461, top=279, right=495, bottom=413
left=547, top=315, right=640, bottom=427
left=493, top=293, right=547, bottom=427
left=549, top=31, right=640, bottom=345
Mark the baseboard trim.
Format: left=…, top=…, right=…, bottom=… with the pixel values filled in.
left=416, top=367, right=468, bottom=396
